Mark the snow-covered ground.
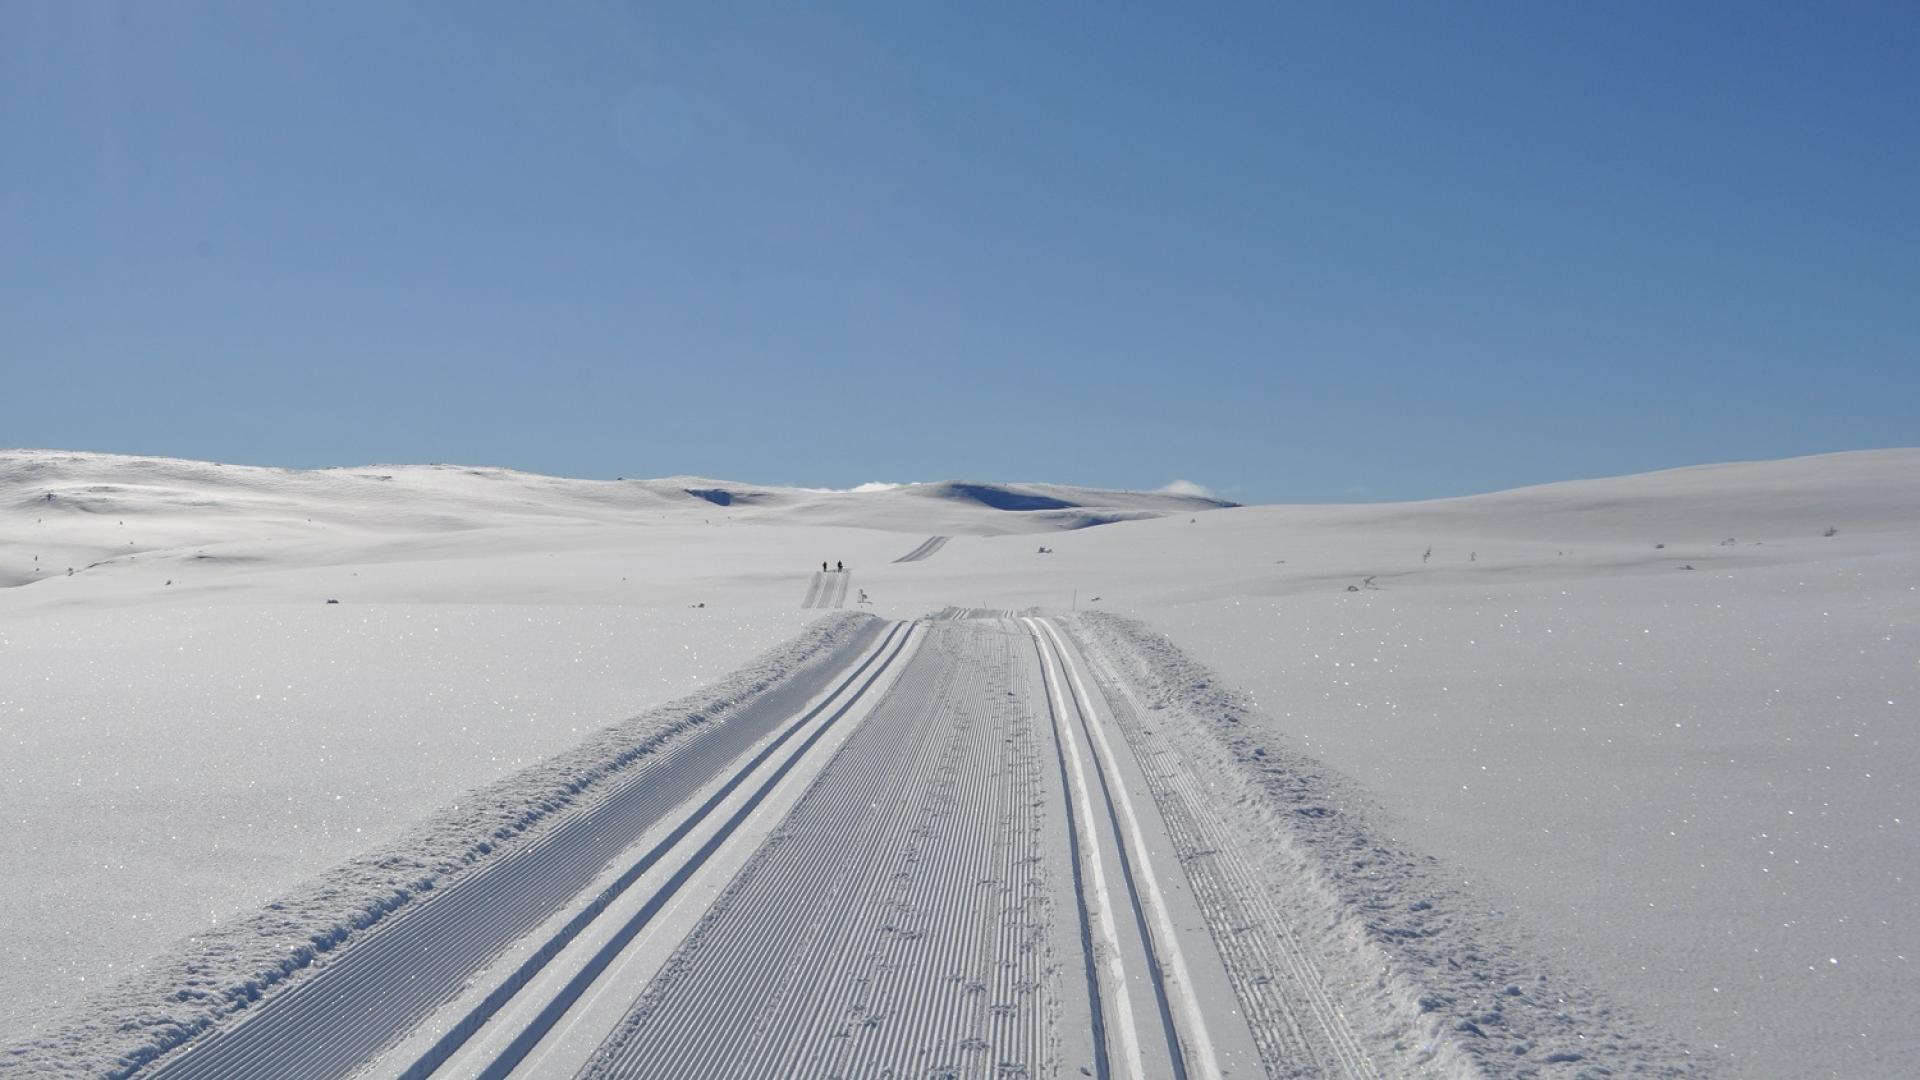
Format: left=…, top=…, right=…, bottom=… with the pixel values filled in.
left=0, top=452, right=1227, bottom=1043
left=1072, top=454, right=1920, bottom=1078
left=2, top=448, right=1914, bottom=1076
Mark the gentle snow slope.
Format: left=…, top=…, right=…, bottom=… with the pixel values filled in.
left=1015, top=450, right=1919, bottom=1078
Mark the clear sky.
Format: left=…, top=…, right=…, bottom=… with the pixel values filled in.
left=3, top=2, right=1914, bottom=504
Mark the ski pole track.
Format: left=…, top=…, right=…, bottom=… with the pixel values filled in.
left=144, top=620, right=899, bottom=1080
left=894, top=535, right=951, bottom=563
left=1068, top=619, right=1379, bottom=1079
left=580, top=621, right=1057, bottom=1079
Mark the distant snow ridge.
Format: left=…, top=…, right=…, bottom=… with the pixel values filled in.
left=895, top=479, right=1236, bottom=531
left=911, top=478, right=1237, bottom=512
left=921, top=482, right=1079, bottom=511
left=0, top=453, right=1240, bottom=574
left=0, top=613, right=879, bottom=1079
left=1070, top=612, right=1713, bottom=1078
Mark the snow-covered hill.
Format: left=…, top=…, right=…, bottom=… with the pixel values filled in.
left=0, top=452, right=1236, bottom=589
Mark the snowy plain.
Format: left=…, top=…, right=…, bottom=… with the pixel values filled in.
left=1, top=447, right=1914, bottom=1077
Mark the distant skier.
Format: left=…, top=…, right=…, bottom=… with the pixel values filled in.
left=821, top=561, right=828, bottom=573
left=836, top=560, right=843, bottom=573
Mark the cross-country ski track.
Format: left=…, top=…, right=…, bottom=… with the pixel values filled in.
left=135, top=613, right=1386, bottom=1079
left=894, top=535, right=950, bottom=562
left=802, top=570, right=852, bottom=609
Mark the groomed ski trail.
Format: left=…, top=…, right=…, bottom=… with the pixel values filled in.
left=141, top=621, right=906, bottom=1080
left=575, top=618, right=1083, bottom=1078
left=133, top=614, right=1408, bottom=1080
left=1064, top=617, right=1380, bottom=1079
left=801, top=570, right=852, bottom=609
left=1025, top=615, right=1268, bottom=1079
left=567, top=615, right=1287, bottom=1079
left=894, top=535, right=951, bottom=563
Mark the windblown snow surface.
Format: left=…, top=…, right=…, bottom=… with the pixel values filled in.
left=1, top=448, right=1914, bottom=1077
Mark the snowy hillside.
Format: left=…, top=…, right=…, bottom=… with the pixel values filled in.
left=2, top=448, right=1914, bottom=1077
left=0, top=452, right=1235, bottom=591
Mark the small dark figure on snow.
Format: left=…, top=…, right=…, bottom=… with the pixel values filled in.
left=822, top=561, right=829, bottom=573
left=836, top=560, right=843, bottom=573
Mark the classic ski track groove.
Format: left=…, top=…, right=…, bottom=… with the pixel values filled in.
left=1031, top=615, right=1212, bottom=1079
left=1027, top=618, right=1138, bottom=1078
left=893, top=534, right=951, bottom=563
left=579, top=620, right=1060, bottom=1079
left=143, top=620, right=900, bottom=1080
left=1071, top=624, right=1380, bottom=1078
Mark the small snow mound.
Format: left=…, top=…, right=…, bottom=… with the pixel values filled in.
left=1158, top=479, right=1219, bottom=499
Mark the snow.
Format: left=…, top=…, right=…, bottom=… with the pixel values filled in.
left=3, top=447, right=1916, bottom=1076
left=3, top=611, right=885, bottom=1076
left=1142, top=559, right=1918, bottom=1076
left=1069, top=609, right=1684, bottom=1076
left=1079, top=451, right=1920, bottom=1078
left=0, top=451, right=1210, bottom=1047
left=0, top=603, right=816, bottom=1030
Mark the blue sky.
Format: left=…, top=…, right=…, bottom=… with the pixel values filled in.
left=3, top=2, right=1914, bottom=504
